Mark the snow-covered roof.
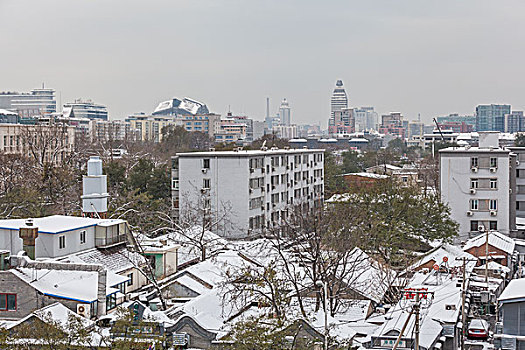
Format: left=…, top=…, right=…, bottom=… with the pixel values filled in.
left=7, top=302, right=94, bottom=330
left=498, top=278, right=525, bottom=303
left=463, top=231, right=515, bottom=255
left=55, top=247, right=146, bottom=274
left=474, top=261, right=510, bottom=274
left=0, top=215, right=125, bottom=234
left=411, top=243, right=477, bottom=270
left=342, top=172, right=389, bottom=179
left=366, top=164, right=402, bottom=171
left=373, top=271, right=462, bottom=349
left=0, top=108, right=17, bottom=116
left=12, top=268, right=129, bottom=303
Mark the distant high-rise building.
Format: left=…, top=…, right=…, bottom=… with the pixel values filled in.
left=63, top=99, right=108, bottom=120
left=329, top=80, right=348, bottom=128
left=354, top=107, right=378, bottom=132
left=0, top=87, right=56, bottom=118
left=504, top=111, right=524, bottom=133
left=279, top=98, right=291, bottom=126
left=476, top=104, right=511, bottom=132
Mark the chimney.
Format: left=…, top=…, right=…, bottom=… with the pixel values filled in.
left=19, top=219, right=38, bottom=260
left=81, top=156, right=110, bottom=219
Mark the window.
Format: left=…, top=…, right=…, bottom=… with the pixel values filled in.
left=0, top=294, right=16, bottom=311
left=80, top=231, right=86, bottom=244
left=470, top=199, right=478, bottom=210
left=59, top=236, right=66, bottom=249
left=490, top=179, right=497, bottom=189
left=203, top=159, right=210, bottom=169
left=470, top=179, right=478, bottom=189
left=490, top=199, right=497, bottom=210
left=471, top=157, right=478, bottom=168
left=517, top=169, right=521, bottom=178
left=470, top=221, right=478, bottom=232
left=106, top=293, right=117, bottom=311
left=490, top=221, right=498, bottom=230
left=402, top=176, right=408, bottom=183
left=490, top=157, right=497, bottom=168
left=203, top=178, right=211, bottom=189
left=127, top=273, right=133, bottom=287
left=172, top=179, right=179, bottom=190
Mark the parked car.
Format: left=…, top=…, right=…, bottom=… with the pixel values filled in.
left=468, top=319, right=490, bottom=339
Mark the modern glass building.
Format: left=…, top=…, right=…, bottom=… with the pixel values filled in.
left=152, top=97, right=209, bottom=116
left=475, top=104, right=511, bottom=132
left=0, top=88, right=56, bottom=118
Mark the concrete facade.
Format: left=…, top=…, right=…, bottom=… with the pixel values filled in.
left=440, top=132, right=516, bottom=242
left=172, top=149, right=324, bottom=239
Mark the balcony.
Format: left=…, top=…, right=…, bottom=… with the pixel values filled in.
left=96, top=234, right=127, bottom=248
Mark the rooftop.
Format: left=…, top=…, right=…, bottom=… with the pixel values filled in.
left=176, top=148, right=323, bottom=157
left=463, top=231, right=515, bottom=255
left=498, top=278, right=525, bottom=303
left=0, top=215, right=125, bottom=234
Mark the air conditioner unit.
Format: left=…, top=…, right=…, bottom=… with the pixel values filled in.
left=77, top=304, right=91, bottom=318
left=478, top=225, right=485, bottom=232
left=471, top=167, right=478, bottom=173
left=490, top=167, right=497, bottom=173
left=467, top=211, right=473, bottom=216
left=250, top=168, right=254, bottom=173
left=249, top=188, right=253, bottom=194
left=470, top=188, right=476, bottom=194
left=517, top=161, right=520, bottom=166
left=490, top=210, right=497, bottom=216
left=201, top=168, right=208, bottom=174
left=445, top=304, right=456, bottom=311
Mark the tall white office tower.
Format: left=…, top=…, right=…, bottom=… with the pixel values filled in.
left=279, top=98, right=291, bottom=126
left=330, top=80, right=348, bottom=119
left=81, top=156, right=109, bottom=219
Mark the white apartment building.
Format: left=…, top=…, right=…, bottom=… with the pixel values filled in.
left=507, top=147, right=525, bottom=219
left=440, top=132, right=516, bottom=242
left=172, top=148, right=325, bottom=239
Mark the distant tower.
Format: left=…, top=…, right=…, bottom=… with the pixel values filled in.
left=265, top=97, right=272, bottom=130
left=279, top=98, right=291, bottom=126
left=81, top=156, right=109, bottom=219
left=330, top=80, right=348, bottom=125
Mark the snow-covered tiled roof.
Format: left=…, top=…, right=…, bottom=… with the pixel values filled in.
left=0, top=215, right=125, bottom=234
left=412, top=243, right=477, bottom=270
left=12, top=268, right=129, bottom=303
left=463, top=231, right=515, bottom=255
left=7, top=302, right=95, bottom=330
left=498, top=278, right=525, bottom=302
left=56, top=247, right=145, bottom=273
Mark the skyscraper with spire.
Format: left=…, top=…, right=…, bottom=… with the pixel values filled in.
left=328, top=80, right=350, bottom=133
left=279, top=98, right=291, bottom=126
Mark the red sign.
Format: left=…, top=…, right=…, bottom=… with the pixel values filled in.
left=433, top=264, right=439, bottom=271
left=443, top=256, right=448, bottom=262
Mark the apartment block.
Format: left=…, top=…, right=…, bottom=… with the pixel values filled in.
left=440, top=132, right=516, bottom=242
left=171, top=148, right=325, bottom=239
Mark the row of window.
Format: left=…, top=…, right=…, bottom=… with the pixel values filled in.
left=470, top=178, right=498, bottom=189
left=470, top=199, right=497, bottom=211
left=58, top=230, right=86, bottom=249
left=470, top=220, right=497, bottom=232
left=471, top=157, right=498, bottom=168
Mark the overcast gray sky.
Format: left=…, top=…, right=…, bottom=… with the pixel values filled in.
left=1, top=0, right=524, bottom=126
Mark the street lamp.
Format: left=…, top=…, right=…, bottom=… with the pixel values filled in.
left=315, top=280, right=328, bottom=350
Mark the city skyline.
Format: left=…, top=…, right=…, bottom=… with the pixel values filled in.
left=1, top=0, right=525, bottom=125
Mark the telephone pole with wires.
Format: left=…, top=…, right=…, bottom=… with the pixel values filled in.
left=456, top=256, right=478, bottom=350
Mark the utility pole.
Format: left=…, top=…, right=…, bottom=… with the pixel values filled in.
left=456, top=256, right=477, bottom=350
left=485, top=229, right=489, bottom=284
left=414, top=292, right=420, bottom=350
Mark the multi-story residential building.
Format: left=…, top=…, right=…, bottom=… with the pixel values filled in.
left=171, top=148, right=324, bottom=239
left=407, top=121, right=424, bottom=139
left=476, top=104, right=511, bottom=132
left=329, top=108, right=354, bottom=134
left=436, top=113, right=476, bottom=131
left=272, top=124, right=298, bottom=140
left=0, top=123, right=75, bottom=163
left=63, top=99, right=108, bottom=120
left=504, top=111, right=524, bottom=133
left=354, top=107, right=378, bottom=132
left=278, top=98, right=291, bottom=126
left=328, top=80, right=348, bottom=130
left=175, top=113, right=220, bottom=138
left=214, top=119, right=247, bottom=144
left=89, top=119, right=139, bottom=143
left=0, top=87, right=56, bottom=118
left=440, top=132, right=516, bottom=242
left=379, top=112, right=405, bottom=138
left=126, top=113, right=174, bottom=142
left=253, top=120, right=266, bottom=141
left=437, top=121, right=473, bottom=133
left=507, top=147, right=525, bottom=219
